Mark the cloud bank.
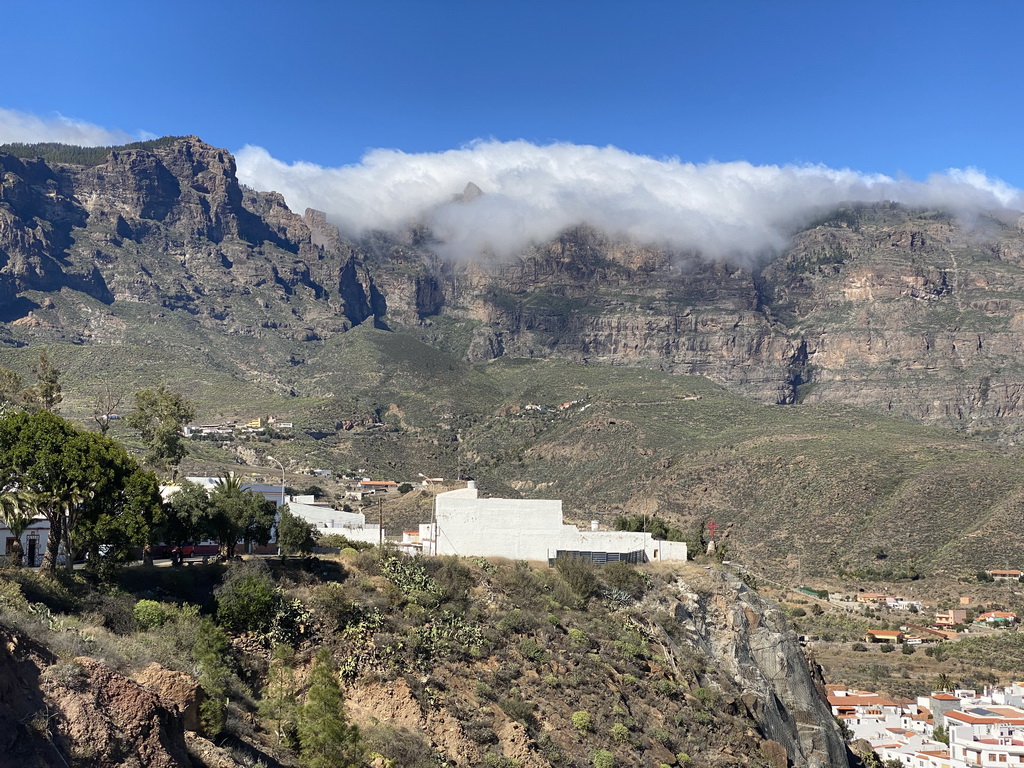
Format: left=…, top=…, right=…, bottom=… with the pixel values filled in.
left=236, top=140, right=1024, bottom=262
left=0, top=107, right=143, bottom=148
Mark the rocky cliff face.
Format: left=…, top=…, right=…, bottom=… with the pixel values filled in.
left=4, top=138, right=1024, bottom=436
left=656, top=570, right=849, bottom=768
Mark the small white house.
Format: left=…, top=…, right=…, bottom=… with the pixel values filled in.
left=417, top=482, right=687, bottom=563
left=0, top=516, right=50, bottom=567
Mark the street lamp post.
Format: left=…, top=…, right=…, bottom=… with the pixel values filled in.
left=267, top=456, right=285, bottom=556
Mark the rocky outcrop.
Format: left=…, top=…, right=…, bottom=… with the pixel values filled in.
left=41, top=657, right=191, bottom=767
left=650, top=571, right=850, bottom=768
left=0, top=626, right=192, bottom=768
left=136, top=662, right=204, bottom=733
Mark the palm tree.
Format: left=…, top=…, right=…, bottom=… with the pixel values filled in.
left=934, top=673, right=955, bottom=692
left=37, top=480, right=94, bottom=572
left=0, top=489, right=37, bottom=566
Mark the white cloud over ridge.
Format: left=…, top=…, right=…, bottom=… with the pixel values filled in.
left=0, top=107, right=142, bottom=148
left=236, top=140, right=1024, bottom=262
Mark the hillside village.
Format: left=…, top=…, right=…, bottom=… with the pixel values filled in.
left=829, top=682, right=1024, bottom=768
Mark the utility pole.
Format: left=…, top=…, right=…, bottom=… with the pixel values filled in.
left=378, top=496, right=383, bottom=548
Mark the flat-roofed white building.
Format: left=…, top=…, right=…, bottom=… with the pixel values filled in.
left=418, top=482, right=686, bottom=563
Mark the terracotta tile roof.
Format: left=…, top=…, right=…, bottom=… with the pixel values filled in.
left=977, top=611, right=1017, bottom=620
left=945, top=706, right=1024, bottom=725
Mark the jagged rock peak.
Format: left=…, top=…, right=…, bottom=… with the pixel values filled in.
left=304, top=207, right=344, bottom=251
left=458, top=181, right=484, bottom=202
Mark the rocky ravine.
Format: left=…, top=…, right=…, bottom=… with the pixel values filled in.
left=3, top=137, right=1024, bottom=436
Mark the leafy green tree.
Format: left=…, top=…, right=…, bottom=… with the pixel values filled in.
left=278, top=504, right=317, bottom=558
left=21, top=349, right=62, bottom=413
left=298, top=649, right=362, bottom=768
left=161, top=479, right=211, bottom=557
left=0, top=410, right=162, bottom=573
left=0, top=367, right=23, bottom=415
left=125, top=385, right=195, bottom=478
left=207, top=474, right=276, bottom=557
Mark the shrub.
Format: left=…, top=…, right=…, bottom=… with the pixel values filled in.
left=601, top=562, right=649, bottom=600
left=318, top=533, right=374, bottom=551
left=555, top=556, right=599, bottom=600
left=518, top=638, right=547, bottom=663
left=133, top=599, right=167, bottom=630
left=880, top=642, right=894, bottom=653
left=568, top=627, right=590, bottom=647
left=498, top=608, right=536, bottom=634
left=851, top=642, right=867, bottom=652
left=499, top=697, right=535, bottom=726
left=592, top=749, right=615, bottom=768
left=572, top=710, right=593, bottom=735
left=693, top=686, right=717, bottom=709
left=609, top=722, right=630, bottom=744
left=215, top=561, right=281, bottom=634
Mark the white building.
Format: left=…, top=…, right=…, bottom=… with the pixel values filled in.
left=0, top=516, right=50, bottom=567
left=287, top=495, right=383, bottom=546
left=416, top=482, right=687, bottom=563
left=945, top=706, right=1024, bottom=768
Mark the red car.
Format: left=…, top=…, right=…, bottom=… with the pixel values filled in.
left=170, top=543, right=195, bottom=558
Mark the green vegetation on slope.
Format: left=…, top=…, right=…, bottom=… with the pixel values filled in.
left=0, top=554, right=788, bottom=767
left=0, top=136, right=187, bottom=166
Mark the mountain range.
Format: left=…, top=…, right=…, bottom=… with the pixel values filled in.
left=3, top=135, right=1024, bottom=577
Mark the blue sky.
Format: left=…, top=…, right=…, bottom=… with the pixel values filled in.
left=4, top=1, right=1021, bottom=183
left=3, top=2, right=1022, bottom=258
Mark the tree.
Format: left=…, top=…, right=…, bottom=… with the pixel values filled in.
left=934, top=673, right=955, bottom=692
left=19, top=349, right=62, bottom=413
left=277, top=504, right=317, bottom=558
left=0, top=410, right=163, bottom=574
left=0, top=488, right=37, bottom=566
left=207, top=474, right=275, bottom=557
left=125, top=385, right=195, bottom=478
left=298, top=649, right=362, bottom=768
left=0, top=367, right=23, bottom=415
left=161, top=480, right=211, bottom=559
left=194, top=617, right=231, bottom=735
left=92, top=384, right=124, bottom=435
left=260, top=644, right=298, bottom=744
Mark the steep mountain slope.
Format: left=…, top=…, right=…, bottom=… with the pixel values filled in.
left=4, top=137, right=1024, bottom=437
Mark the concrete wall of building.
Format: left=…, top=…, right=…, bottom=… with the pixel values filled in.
left=435, top=487, right=564, bottom=560
left=0, top=519, right=50, bottom=567
left=431, top=486, right=687, bottom=563
left=289, top=500, right=366, bottom=529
